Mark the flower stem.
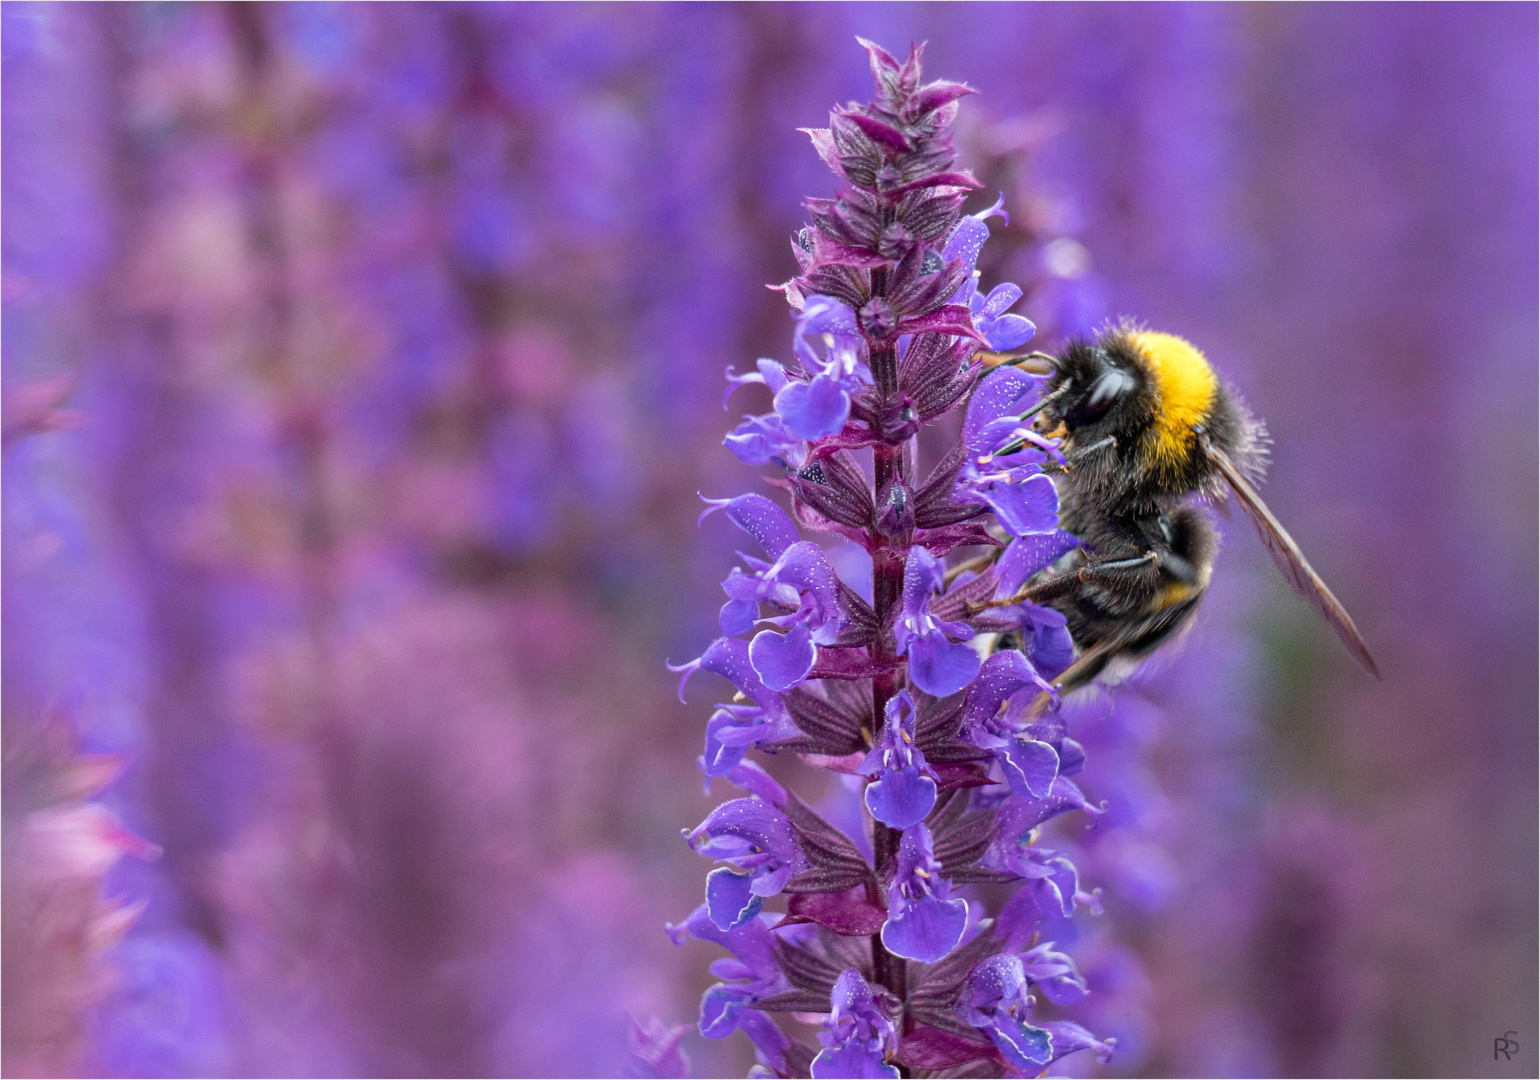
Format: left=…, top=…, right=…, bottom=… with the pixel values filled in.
left=868, top=348, right=911, bottom=1013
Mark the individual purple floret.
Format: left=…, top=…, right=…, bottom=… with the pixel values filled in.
left=991, top=845, right=1102, bottom=954
left=958, top=953, right=1053, bottom=1072
left=665, top=906, right=802, bottom=1073
left=955, top=950, right=1116, bottom=1070
left=684, top=798, right=806, bottom=930
left=720, top=542, right=841, bottom=638
left=880, top=824, right=968, bottom=963
left=810, top=969, right=899, bottom=1080
left=669, top=39, right=1115, bottom=1078
left=952, top=376, right=1061, bottom=539
left=725, top=414, right=809, bottom=470
left=725, top=298, right=873, bottom=445
left=894, top=548, right=980, bottom=697
left=942, top=200, right=1038, bottom=353
left=780, top=337, right=873, bottom=442
left=859, top=691, right=938, bottom=829
left=1019, top=941, right=1091, bottom=1005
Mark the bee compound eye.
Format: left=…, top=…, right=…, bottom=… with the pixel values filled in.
left=1070, top=369, right=1135, bottom=424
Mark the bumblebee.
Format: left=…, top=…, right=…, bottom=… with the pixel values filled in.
left=975, top=324, right=1379, bottom=690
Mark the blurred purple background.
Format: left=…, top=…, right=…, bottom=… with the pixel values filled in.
left=3, top=4, right=1534, bottom=1077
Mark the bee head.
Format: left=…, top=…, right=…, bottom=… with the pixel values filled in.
left=1033, top=333, right=1154, bottom=445
left=1036, top=326, right=1221, bottom=469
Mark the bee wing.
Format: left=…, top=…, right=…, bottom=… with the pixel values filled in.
left=1201, top=437, right=1380, bottom=678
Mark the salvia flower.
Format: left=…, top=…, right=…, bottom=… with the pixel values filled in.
left=944, top=198, right=1037, bottom=353
left=684, top=798, right=806, bottom=930
left=859, top=691, right=938, bottom=829
left=894, top=547, right=980, bottom=697
left=672, top=637, right=800, bottom=779
left=1019, top=941, right=1091, bottom=1005
left=991, top=844, right=1103, bottom=954
left=665, top=905, right=797, bottom=1070
left=881, top=824, right=968, bottom=963
left=669, top=40, right=1116, bottom=1078
left=780, top=336, right=873, bottom=443
left=701, top=493, right=844, bottom=689
left=725, top=413, right=808, bottom=470
left=810, top=969, right=899, bottom=1080
left=958, top=953, right=1054, bottom=1072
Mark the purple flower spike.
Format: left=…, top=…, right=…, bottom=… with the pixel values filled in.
left=895, top=547, right=980, bottom=697
left=861, top=691, right=938, bottom=829
left=880, top=824, right=967, bottom=963
left=673, top=41, right=1118, bottom=1073
left=958, top=954, right=1053, bottom=1073
left=810, top=969, right=900, bottom=1080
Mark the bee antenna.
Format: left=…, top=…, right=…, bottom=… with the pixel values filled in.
left=1018, top=382, right=1071, bottom=421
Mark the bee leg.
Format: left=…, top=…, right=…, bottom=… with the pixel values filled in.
left=1032, top=552, right=1160, bottom=599
left=967, top=551, right=1160, bottom=612
left=1043, top=435, right=1117, bottom=474
left=1072, top=551, right=1161, bottom=581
